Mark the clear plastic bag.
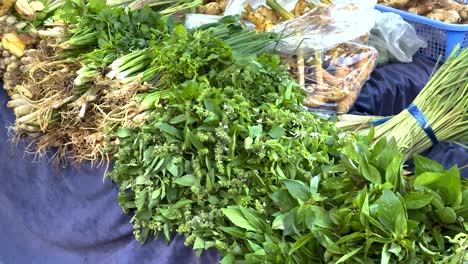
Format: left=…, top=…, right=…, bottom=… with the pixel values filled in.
left=225, top=0, right=377, bottom=53
left=280, top=42, right=378, bottom=113
left=369, top=11, right=427, bottom=64
left=189, top=0, right=379, bottom=113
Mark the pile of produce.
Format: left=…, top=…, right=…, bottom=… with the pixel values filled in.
left=108, top=29, right=468, bottom=261
left=0, top=1, right=467, bottom=263
left=378, top=0, right=468, bottom=24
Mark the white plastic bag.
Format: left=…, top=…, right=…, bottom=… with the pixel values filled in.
left=369, top=11, right=427, bottom=64
left=185, top=14, right=224, bottom=29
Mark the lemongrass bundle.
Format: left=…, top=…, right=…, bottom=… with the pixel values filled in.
left=351, top=48, right=468, bottom=160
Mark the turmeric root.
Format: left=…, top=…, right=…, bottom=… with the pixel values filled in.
left=311, top=89, right=347, bottom=101
left=197, top=1, right=225, bottom=15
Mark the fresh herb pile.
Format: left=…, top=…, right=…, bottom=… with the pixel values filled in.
left=1, top=1, right=467, bottom=263
left=107, top=23, right=468, bottom=263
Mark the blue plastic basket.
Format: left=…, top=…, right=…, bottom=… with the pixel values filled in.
left=375, top=2, right=468, bottom=61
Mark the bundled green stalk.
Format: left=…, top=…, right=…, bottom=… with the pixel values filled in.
left=106, top=0, right=202, bottom=13
left=338, top=48, right=468, bottom=160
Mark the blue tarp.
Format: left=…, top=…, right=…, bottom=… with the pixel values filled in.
left=0, top=55, right=466, bottom=263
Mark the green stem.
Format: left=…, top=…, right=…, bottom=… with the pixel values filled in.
left=266, top=0, right=294, bottom=20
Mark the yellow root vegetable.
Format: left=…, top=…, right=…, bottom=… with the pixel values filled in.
left=257, top=6, right=279, bottom=24
left=381, top=0, right=411, bottom=8
left=293, top=0, right=310, bottom=17
left=0, top=0, right=16, bottom=16
left=204, top=2, right=222, bottom=15
left=218, top=0, right=228, bottom=11
left=427, top=9, right=461, bottom=23
left=2, top=32, right=26, bottom=57
left=242, top=4, right=275, bottom=33
left=381, top=0, right=468, bottom=24
left=408, top=4, right=434, bottom=15
left=440, top=0, right=468, bottom=19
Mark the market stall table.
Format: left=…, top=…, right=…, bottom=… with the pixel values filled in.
left=0, top=55, right=466, bottom=264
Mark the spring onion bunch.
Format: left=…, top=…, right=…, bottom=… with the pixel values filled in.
left=338, top=48, right=468, bottom=160
left=106, top=0, right=203, bottom=14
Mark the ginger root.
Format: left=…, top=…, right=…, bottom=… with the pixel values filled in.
left=427, top=9, right=461, bottom=23
left=242, top=4, right=275, bottom=33
left=408, top=4, right=434, bottom=15
left=380, top=0, right=468, bottom=24
left=257, top=5, right=279, bottom=24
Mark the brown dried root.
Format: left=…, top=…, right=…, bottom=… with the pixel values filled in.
left=93, top=76, right=151, bottom=128
left=24, top=128, right=110, bottom=168
left=19, top=73, right=149, bottom=165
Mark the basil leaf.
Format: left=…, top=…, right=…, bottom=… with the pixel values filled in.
left=335, top=247, right=362, bottom=264
left=414, top=172, right=443, bottom=186
left=281, top=179, right=311, bottom=203
left=288, top=233, right=315, bottom=255
left=174, top=174, right=199, bottom=187
left=413, top=155, right=444, bottom=175
left=373, top=189, right=406, bottom=235
left=116, top=128, right=130, bottom=138
left=249, top=126, right=262, bottom=138
left=239, top=207, right=266, bottom=232
left=269, top=126, right=285, bottom=139
left=219, top=226, right=246, bottom=239
left=193, top=237, right=205, bottom=250
left=222, top=207, right=257, bottom=231
left=270, top=189, right=298, bottom=211
left=157, top=123, right=182, bottom=139
left=404, top=192, right=433, bottom=209
left=221, top=254, right=235, bottom=264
